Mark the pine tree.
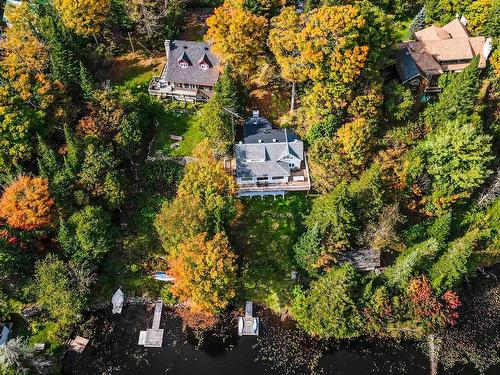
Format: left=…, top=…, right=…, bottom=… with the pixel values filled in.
left=409, top=7, right=426, bottom=39
left=427, top=56, right=481, bottom=125
left=37, top=135, right=59, bottom=179
left=79, top=61, right=94, bottom=100
left=214, top=65, right=241, bottom=112
left=63, top=124, right=80, bottom=173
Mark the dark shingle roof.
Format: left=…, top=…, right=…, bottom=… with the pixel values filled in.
left=243, top=116, right=297, bottom=144
left=162, top=40, right=220, bottom=86
left=395, top=46, right=420, bottom=83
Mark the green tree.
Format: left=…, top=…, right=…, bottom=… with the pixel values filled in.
left=79, top=61, right=94, bottom=100
left=33, top=254, right=84, bottom=329
left=293, top=224, right=324, bottom=277
left=306, top=182, right=357, bottom=252
left=426, top=57, right=481, bottom=125
left=430, top=228, right=482, bottom=293
left=292, top=264, right=362, bottom=339
left=59, top=206, right=114, bottom=265
left=214, top=65, right=243, bottom=112
left=198, top=95, right=233, bottom=155
left=78, top=138, right=125, bottom=208
left=383, top=80, right=414, bottom=122
left=115, top=112, right=142, bottom=156
left=384, top=238, right=439, bottom=289
left=424, top=119, right=493, bottom=197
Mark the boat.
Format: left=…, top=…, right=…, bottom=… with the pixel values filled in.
left=152, top=272, right=175, bottom=282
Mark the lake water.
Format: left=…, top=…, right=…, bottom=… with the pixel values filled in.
left=62, top=304, right=498, bottom=375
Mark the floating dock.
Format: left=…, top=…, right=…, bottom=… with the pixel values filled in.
left=138, top=301, right=164, bottom=348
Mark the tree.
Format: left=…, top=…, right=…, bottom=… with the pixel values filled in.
left=0, top=337, right=32, bottom=372
left=79, top=61, right=94, bottom=100
left=58, top=206, right=114, bottom=265
left=115, top=112, right=142, bottom=156
left=155, top=140, right=240, bottom=251
left=214, top=65, right=243, bottom=112
left=0, top=98, right=45, bottom=173
left=198, top=95, right=233, bottom=155
left=361, top=204, right=405, bottom=252
left=429, top=228, right=482, bottom=293
left=0, top=2, right=67, bottom=111
left=383, top=81, right=414, bottom=122
left=307, top=137, right=355, bottom=193
left=407, top=275, right=460, bottom=330
left=306, top=183, right=357, bottom=254
left=426, top=57, right=481, bottom=125
left=53, top=0, right=111, bottom=35
left=293, top=224, right=324, bottom=276
left=33, top=254, right=84, bottom=329
left=125, top=0, right=185, bottom=41
left=168, top=232, right=237, bottom=315
left=384, top=238, right=439, bottom=289
left=424, top=120, right=493, bottom=198
left=409, top=7, right=426, bottom=37
left=78, top=138, right=125, bottom=208
left=268, top=6, right=307, bottom=110
left=206, top=1, right=268, bottom=78
left=0, top=176, right=54, bottom=231
left=336, top=118, right=376, bottom=167
left=291, top=264, right=362, bottom=339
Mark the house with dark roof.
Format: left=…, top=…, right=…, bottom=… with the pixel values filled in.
left=395, top=17, right=492, bottom=92
left=149, top=40, right=220, bottom=102
left=235, top=111, right=310, bottom=197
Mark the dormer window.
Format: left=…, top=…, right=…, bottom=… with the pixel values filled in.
left=198, top=53, right=212, bottom=71
left=178, top=51, right=191, bottom=68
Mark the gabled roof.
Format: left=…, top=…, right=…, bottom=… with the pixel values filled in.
left=442, top=19, right=469, bottom=39
left=236, top=116, right=304, bottom=179
left=178, top=51, right=192, bottom=65
left=415, top=25, right=451, bottom=41
left=198, top=53, right=212, bottom=67
left=422, top=38, right=474, bottom=61
left=162, top=40, right=220, bottom=86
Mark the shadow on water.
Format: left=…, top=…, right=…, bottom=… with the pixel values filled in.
left=62, top=304, right=499, bottom=375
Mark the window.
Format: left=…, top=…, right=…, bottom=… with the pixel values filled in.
left=257, top=176, right=268, bottom=181
left=200, top=63, right=209, bottom=70
left=289, top=163, right=294, bottom=168
left=272, top=176, right=284, bottom=180
left=179, top=61, right=188, bottom=68
left=241, top=177, right=253, bottom=181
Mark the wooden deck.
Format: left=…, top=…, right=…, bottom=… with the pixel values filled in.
left=138, top=301, right=164, bottom=348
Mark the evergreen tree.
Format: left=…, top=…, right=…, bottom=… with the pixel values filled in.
left=37, top=135, right=59, bottom=179
left=79, top=61, right=94, bottom=100
left=426, top=56, right=481, bottom=125
left=409, top=7, right=426, bottom=38
left=63, top=124, right=80, bottom=173
left=214, top=65, right=242, bottom=112
left=293, top=224, right=324, bottom=277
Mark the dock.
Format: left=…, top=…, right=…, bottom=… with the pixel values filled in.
left=238, top=301, right=259, bottom=336
left=138, top=301, right=164, bottom=348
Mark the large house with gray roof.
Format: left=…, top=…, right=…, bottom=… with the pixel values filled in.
left=395, top=17, right=492, bottom=92
left=149, top=40, right=220, bottom=102
left=235, top=111, right=310, bottom=197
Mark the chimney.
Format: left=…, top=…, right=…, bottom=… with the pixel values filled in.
left=253, top=110, right=259, bottom=118
left=272, top=139, right=276, bottom=142
left=164, top=40, right=171, bottom=61
left=258, top=139, right=262, bottom=143
left=484, top=38, right=493, bottom=59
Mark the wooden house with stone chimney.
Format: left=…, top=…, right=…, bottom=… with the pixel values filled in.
left=149, top=40, right=220, bottom=102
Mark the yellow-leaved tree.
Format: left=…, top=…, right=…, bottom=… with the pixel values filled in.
left=168, top=232, right=237, bottom=315
left=336, top=117, right=376, bottom=167
left=206, top=0, right=268, bottom=78
left=53, top=0, right=111, bottom=35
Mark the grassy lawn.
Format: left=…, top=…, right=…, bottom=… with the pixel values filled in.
left=395, top=17, right=413, bottom=42
left=230, top=194, right=311, bottom=313
left=150, top=102, right=205, bottom=157
left=110, top=52, right=164, bottom=93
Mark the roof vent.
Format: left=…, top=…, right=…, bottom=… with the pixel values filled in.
left=183, top=45, right=188, bottom=49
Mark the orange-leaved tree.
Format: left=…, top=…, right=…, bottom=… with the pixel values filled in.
left=0, top=176, right=55, bottom=230
left=168, top=232, right=237, bottom=315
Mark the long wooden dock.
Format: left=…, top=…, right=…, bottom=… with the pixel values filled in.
left=138, top=301, right=164, bottom=348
